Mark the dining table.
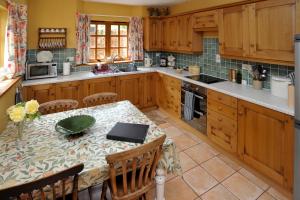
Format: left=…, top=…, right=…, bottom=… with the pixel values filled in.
left=0, top=100, right=181, bottom=200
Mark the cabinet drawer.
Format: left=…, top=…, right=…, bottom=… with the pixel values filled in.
left=208, top=89, right=237, bottom=108
left=208, top=98, right=237, bottom=120
left=193, top=10, right=218, bottom=29
left=207, top=110, right=237, bottom=131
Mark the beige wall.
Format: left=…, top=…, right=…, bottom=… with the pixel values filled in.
left=297, top=0, right=300, bottom=34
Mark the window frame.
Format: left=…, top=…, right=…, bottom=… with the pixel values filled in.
left=89, top=21, right=129, bottom=63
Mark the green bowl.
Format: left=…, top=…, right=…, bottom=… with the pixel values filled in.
left=55, top=115, right=96, bottom=136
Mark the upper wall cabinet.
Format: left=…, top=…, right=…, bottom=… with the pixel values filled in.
left=248, top=0, right=295, bottom=63
left=218, top=5, right=249, bottom=58
left=218, top=0, right=296, bottom=66
left=144, top=17, right=162, bottom=51
left=193, top=10, right=218, bottom=31
left=164, top=17, right=178, bottom=51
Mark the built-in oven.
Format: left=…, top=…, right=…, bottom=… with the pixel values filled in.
left=181, top=81, right=207, bottom=134
left=26, top=62, right=58, bottom=80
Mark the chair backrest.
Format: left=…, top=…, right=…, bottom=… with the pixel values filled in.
left=39, top=99, right=79, bottom=115
left=106, top=135, right=166, bottom=200
left=0, top=163, right=84, bottom=200
left=83, top=92, right=117, bottom=107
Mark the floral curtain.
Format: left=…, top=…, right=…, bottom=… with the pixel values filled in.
left=6, top=0, right=27, bottom=76
left=128, top=17, right=144, bottom=61
left=75, top=13, right=90, bottom=65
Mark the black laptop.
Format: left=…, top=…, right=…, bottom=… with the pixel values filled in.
left=107, top=122, right=150, bottom=144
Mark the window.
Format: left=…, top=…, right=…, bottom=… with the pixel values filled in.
left=89, top=21, right=129, bottom=62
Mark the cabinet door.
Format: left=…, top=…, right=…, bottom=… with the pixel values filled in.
left=238, top=100, right=294, bottom=189
left=161, top=19, right=170, bottom=50
left=168, top=17, right=178, bottom=51
left=24, top=84, right=56, bottom=104
left=218, top=5, right=249, bottom=57
left=193, top=10, right=218, bottom=30
left=55, top=81, right=83, bottom=106
left=248, top=0, right=295, bottom=63
left=177, top=15, right=193, bottom=52
left=116, top=74, right=144, bottom=108
left=144, top=18, right=162, bottom=51
left=84, top=77, right=116, bottom=97
left=156, top=73, right=166, bottom=109
left=143, top=73, right=157, bottom=108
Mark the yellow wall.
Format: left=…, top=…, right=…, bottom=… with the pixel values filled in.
left=0, top=6, right=7, bottom=67
left=297, top=0, right=300, bottom=34
left=0, top=81, right=20, bottom=132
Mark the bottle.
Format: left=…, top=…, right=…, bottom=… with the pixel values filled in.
left=15, top=87, right=23, bottom=104
left=236, top=70, right=242, bottom=84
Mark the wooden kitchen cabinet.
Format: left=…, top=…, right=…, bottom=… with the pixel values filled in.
left=83, top=77, right=116, bottom=97
left=248, top=0, right=295, bottom=63
left=238, top=100, right=294, bottom=190
left=55, top=81, right=83, bottom=106
left=207, top=90, right=238, bottom=153
left=193, top=10, right=218, bottom=31
left=162, top=17, right=178, bottom=51
left=143, top=73, right=157, bottom=108
left=144, top=17, right=162, bottom=51
left=177, top=14, right=202, bottom=53
left=24, top=84, right=56, bottom=104
left=116, top=74, right=144, bottom=108
left=218, top=5, right=249, bottom=58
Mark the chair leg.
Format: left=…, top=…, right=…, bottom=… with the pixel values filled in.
left=143, top=193, right=147, bottom=200
left=101, top=181, right=108, bottom=200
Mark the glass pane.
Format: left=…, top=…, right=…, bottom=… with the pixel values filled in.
left=111, top=37, right=119, bottom=47
left=111, top=48, right=118, bottom=57
left=90, top=37, right=96, bottom=48
left=120, top=25, right=127, bottom=35
left=97, top=49, right=105, bottom=60
left=90, top=24, right=96, bottom=35
left=111, top=25, right=119, bottom=35
left=97, top=24, right=106, bottom=35
left=120, top=37, right=127, bottom=47
left=120, top=48, right=127, bottom=58
left=90, top=49, right=95, bottom=60
left=97, top=37, right=105, bottom=48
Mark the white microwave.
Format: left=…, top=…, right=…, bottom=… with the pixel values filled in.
left=26, top=62, right=58, bottom=80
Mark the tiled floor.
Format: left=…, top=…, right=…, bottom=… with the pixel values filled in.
left=144, top=110, right=292, bottom=200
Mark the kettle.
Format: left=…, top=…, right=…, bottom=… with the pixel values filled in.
left=144, top=57, right=153, bottom=67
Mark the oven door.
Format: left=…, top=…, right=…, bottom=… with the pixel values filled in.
left=181, top=90, right=207, bottom=134
left=27, top=64, right=51, bottom=80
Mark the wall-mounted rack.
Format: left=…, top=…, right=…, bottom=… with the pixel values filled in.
left=38, top=28, right=67, bottom=49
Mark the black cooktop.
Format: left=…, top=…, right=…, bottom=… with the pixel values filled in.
left=185, top=74, right=225, bottom=84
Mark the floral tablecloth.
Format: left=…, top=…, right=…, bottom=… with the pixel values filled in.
left=0, top=101, right=181, bottom=193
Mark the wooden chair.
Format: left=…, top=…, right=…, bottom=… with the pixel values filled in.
left=0, top=163, right=84, bottom=200
left=83, top=92, right=118, bottom=107
left=101, top=135, right=166, bottom=200
left=39, top=99, right=79, bottom=115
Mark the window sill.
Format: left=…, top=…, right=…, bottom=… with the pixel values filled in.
left=0, top=77, right=21, bottom=98
left=76, top=60, right=135, bottom=67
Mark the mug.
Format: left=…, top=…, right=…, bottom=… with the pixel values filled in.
left=144, top=58, right=153, bottom=67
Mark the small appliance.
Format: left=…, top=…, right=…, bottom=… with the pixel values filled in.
left=167, top=55, right=176, bottom=68
left=160, top=56, right=167, bottom=67
left=144, top=57, right=153, bottom=67
left=185, top=74, right=225, bottom=84
left=271, top=76, right=291, bottom=99
left=26, top=62, right=58, bottom=80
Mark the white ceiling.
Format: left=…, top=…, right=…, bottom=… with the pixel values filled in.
left=83, top=0, right=187, bottom=6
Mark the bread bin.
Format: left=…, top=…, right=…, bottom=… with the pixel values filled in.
left=188, top=65, right=200, bottom=75
left=271, top=76, right=291, bottom=99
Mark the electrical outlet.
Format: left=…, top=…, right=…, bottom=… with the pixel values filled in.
left=156, top=53, right=161, bottom=57
left=67, top=57, right=74, bottom=62
left=215, top=54, right=221, bottom=63
left=242, top=64, right=252, bottom=71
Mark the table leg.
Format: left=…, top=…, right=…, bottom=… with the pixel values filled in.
left=155, top=168, right=166, bottom=200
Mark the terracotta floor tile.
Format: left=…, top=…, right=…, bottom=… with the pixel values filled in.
left=267, top=187, right=291, bottom=200
left=172, top=134, right=198, bottom=151
left=183, top=166, right=218, bottom=196
left=184, top=143, right=218, bottom=164
left=201, top=184, right=239, bottom=200
left=239, top=168, right=269, bottom=191
left=165, top=176, right=198, bottom=200
left=179, top=152, right=198, bottom=173
left=201, top=157, right=235, bottom=182
left=163, top=126, right=184, bottom=138
left=217, top=154, right=242, bottom=171
left=183, top=131, right=204, bottom=143
left=258, top=192, right=276, bottom=200
left=222, top=173, right=263, bottom=200
left=158, top=122, right=172, bottom=129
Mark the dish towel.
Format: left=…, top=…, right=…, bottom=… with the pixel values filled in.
left=184, top=91, right=195, bottom=121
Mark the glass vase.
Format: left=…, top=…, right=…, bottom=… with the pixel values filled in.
left=16, top=121, right=25, bottom=139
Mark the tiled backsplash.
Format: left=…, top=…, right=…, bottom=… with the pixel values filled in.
left=146, top=38, right=294, bottom=89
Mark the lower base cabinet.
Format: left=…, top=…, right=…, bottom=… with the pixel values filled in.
left=55, top=81, right=83, bottom=107
left=238, top=100, right=294, bottom=190
left=23, top=83, right=56, bottom=104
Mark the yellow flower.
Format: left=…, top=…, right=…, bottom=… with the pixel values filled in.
left=9, top=106, right=26, bottom=123
left=25, top=100, right=39, bottom=115
left=6, top=105, right=15, bottom=115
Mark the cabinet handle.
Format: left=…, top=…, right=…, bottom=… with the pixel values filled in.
left=238, top=111, right=243, bottom=116
left=218, top=106, right=223, bottom=111
left=218, top=118, right=223, bottom=122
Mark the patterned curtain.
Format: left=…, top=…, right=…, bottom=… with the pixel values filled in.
left=75, top=13, right=90, bottom=65
left=128, top=17, right=144, bottom=61
left=6, top=0, right=27, bottom=76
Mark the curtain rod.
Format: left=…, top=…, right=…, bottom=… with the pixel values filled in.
left=86, top=14, right=131, bottom=19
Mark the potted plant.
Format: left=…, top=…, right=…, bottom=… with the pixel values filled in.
left=6, top=100, right=40, bottom=138
left=251, top=65, right=267, bottom=90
